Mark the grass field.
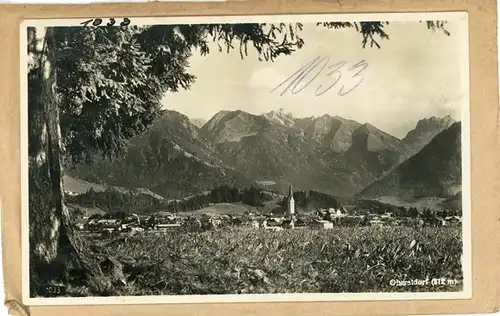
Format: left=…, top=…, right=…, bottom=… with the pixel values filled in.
left=67, top=203, right=107, bottom=216
left=63, top=175, right=108, bottom=194
left=58, top=225, right=463, bottom=297
left=175, top=202, right=255, bottom=216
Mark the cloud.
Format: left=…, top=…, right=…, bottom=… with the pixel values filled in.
left=248, top=66, right=287, bottom=89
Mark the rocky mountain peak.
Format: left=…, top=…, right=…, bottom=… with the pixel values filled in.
left=263, top=108, right=296, bottom=127
left=402, top=115, right=456, bottom=156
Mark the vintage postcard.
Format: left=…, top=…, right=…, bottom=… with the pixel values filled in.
left=20, top=11, right=470, bottom=306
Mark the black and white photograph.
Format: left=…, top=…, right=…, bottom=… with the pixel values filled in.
left=21, top=12, right=471, bottom=304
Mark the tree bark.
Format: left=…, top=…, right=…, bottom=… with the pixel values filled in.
left=29, top=27, right=59, bottom=268
left=29, top=27, right=96, bottom=296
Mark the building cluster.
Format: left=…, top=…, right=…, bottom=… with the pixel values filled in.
left=73, top=183, right=462, bottom=236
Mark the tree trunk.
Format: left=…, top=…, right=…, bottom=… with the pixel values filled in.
left=29, top=26, right=60, bottom=271
left=29, top=27, right=95, bottom=296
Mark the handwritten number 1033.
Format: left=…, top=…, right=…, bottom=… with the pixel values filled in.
left=80, top=18, right=131, bottom=27
left=271, top=56, right=368, bottom=97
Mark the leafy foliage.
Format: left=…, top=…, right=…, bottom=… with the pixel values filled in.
left=51, top=226, right=463, bottom=296
left=318, top=20, right=449, bottom=48
left=318, top=22, right=390, bottom=48
left=47, top=26, right=194, bottom=164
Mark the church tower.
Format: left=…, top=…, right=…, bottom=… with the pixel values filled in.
left=286, top=183, right=295, bottom=219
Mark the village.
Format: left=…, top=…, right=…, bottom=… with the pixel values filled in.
left=72, top=184, right=462, bottom=237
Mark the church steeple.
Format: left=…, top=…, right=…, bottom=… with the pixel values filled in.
left=286, top=183, right=295, bottom=219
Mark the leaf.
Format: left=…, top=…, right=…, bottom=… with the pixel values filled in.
left=320, top=242, right=327, bottom=253
left=354, top=249, right=361, bottom=258
left=408, top=239, right=417, bottom=250
left=345, top=243, right=351, bottom=252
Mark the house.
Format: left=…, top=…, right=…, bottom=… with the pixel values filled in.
left=98, top=219, right=121, bottom=228
left=160, top=223, right=182, bottom=228
left=262, top=218, right=283, bottom=228
left=312, top=220, right=333, bottom=230
left=64, top=190, right=79, bottom=197
left=245, top=210, right=257, bottom=217
left=316, top=209, right=327, bottom=217
left=282, top=219, right=295, bottom=229
left=445, top=216, right=462, bottom=224
left=87, top=218, right=101, bottom=232
left=437, top=218, right=447, bottom=226
left=157, top=223, right=181, bottom=231
left=120, top=222, right=134, bottom=230
left=75, top=223, right=85, bottom=230
left=370, top=219, right=384, bottom=226
left=165, top=215, right=177, bottom=222
left=330, top=208, right=344, bottom=218
left=251, top=220, right=260, bottom=228
left=380, top=213, right=393, bottom=219
left=294, top=218, right=308, bottom=227
left=207, top=218, right=222, bottom=229
left=129, top=226, right=145, bottom=232
left=184, top=217, right=203, bottom=231
left=262, top=218, right=283, bottom=231
left=267, top=217, right=283, bottom=224
left=101, top=229, right=116, bottom=237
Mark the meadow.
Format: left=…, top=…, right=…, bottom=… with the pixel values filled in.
left=56, top=225, right=464, bottom=297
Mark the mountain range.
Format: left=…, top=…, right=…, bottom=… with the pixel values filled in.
left=359, top=121, right=461, bottom=199
left=67, top=108, right=460, bottom=202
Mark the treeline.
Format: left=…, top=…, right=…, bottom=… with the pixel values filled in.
left=166, top=185, right=271, bottom=212
left=356, top=199, right=461, bottom=217
left=67, top=187, right=163, bottom=214
left=68, top=185, right=272, bottom=215
left=210, top=185, right=270, bottom=206
left=278, top=190, right=340, bottom=211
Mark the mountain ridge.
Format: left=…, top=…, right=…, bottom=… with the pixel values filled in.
left=359, top=122, right=461, bottom=200
left=402, top=115, right=456, bottom=157
left=69, top=108, right=459, bottom=199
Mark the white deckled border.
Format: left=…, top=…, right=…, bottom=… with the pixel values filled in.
left=20, top=11, right=468, bottom=27
left=19, top=11, right=471, bottom=306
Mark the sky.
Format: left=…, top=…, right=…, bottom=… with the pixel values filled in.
left=161, top=19, right=468, bottom=138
